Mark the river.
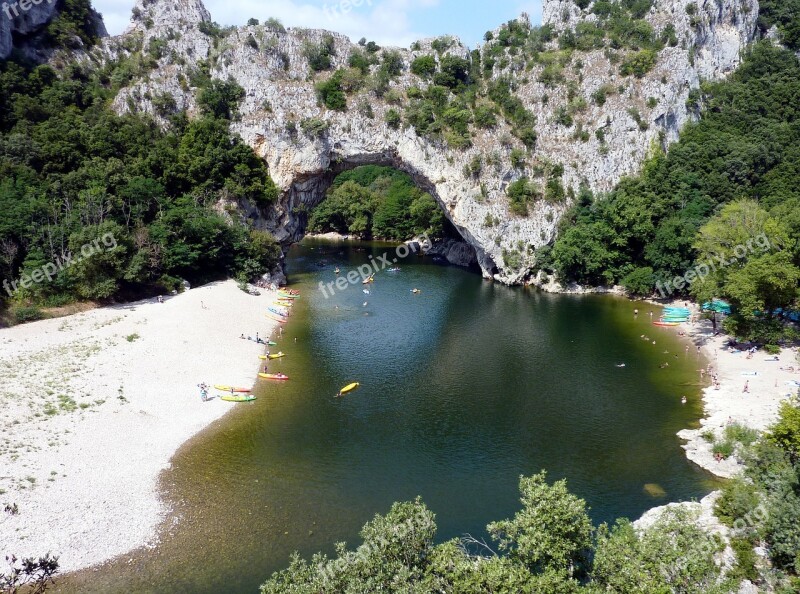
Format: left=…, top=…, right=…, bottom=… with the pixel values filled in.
left=59, top=239, right=718, bottom=593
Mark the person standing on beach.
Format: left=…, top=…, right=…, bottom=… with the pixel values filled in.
left=743, top=381, right=750, bottom=393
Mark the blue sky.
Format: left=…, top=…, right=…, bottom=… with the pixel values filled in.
left=94, top=0, right=544, bottom=48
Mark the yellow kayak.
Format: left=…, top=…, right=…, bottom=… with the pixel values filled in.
left=220, top=394, right=256, bottom=403
left=337, top=382, right=360, bottom=397
left=259, top=352, right=285, bottom=360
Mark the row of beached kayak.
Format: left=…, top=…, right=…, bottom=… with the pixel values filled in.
left=212, top=291, right=301, bottom=402
left=217, top=288, right=360, bottom=402
left=653, top=306, right=691, bottom=327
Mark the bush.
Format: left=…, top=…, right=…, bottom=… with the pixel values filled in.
left=265, top=17, right=285, bottom=33
left=620, top=49, right=658, bottom=77
left=385, top=109, right=402, bottom=130
left=410, top=55, right=436, bottom=78
left=11, top=305, right=44, bottom=324
left=315, top=70, right=347, bottom=110
left=473, top=104, right=498, bottom=128
left=300, top=117, right=329, bottom=138
left=712, top=440, right=735, bottom=459
left=510, top=148, right=527, bottom=169
left=507, top=177, right=538, bottom=216
left=304, top=34, right=336, bottom=72
left=724, top=423, right=760, bottom=448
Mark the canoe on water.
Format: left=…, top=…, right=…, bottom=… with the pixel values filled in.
left=337, top=382, right=360, bottom=397
left=653, top=322, right=680, bottom=327
left=259, top=352, right=285, bottom=360
left=266, top=314, right=287, bottom=324
left=220, top=394, right=256, bottom=403
left=268, top=308, right=289, bottom=318
left=214, top=385, right=251, bottom=393
left=259, top=373, right=289, bottom=381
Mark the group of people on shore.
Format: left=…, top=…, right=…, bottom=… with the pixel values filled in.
left=699, top=363, right=722, bottom=390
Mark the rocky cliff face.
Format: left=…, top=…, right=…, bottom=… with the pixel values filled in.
left=89, top=0, right=758, bottom=283
left=0, top=0, right=106, bottom=60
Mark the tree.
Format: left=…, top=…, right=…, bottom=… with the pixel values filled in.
left=768, top=402, right=800, bottom=463
left=592, top=509, right=729, bottom=594
left=487, top=472, right=593, bottom=577
left=260, top=498, right=437, bottom=593
left=197, top=79, right=245, bottom=120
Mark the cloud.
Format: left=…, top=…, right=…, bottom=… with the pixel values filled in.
left=92, top=0, right=437, bottom=47
left=516, top=0, right=544, bottom=25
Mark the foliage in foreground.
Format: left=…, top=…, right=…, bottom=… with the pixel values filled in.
left=0, top=554, right=59, bottom=594
left=262, top=404, right=800, bottom=593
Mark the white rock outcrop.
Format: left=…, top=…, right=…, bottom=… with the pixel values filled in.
left=94, top=0, right=759, bottom=283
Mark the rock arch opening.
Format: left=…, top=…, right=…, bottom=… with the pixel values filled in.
left=266, top=154, right=493, bottom=275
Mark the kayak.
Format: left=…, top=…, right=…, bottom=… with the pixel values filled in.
left=268, top=308, right=289, bottom=318
left=220, top=394, right=256, bottom=403
left=266, top=314, right=287, bottom=324
left=214, top=385, right=251, bottom=393
left=653, top=322, right=680, bottom=327
left=274, top=300, right=294, bottom=307
left=259, top=373, right=289, bottom=380
left=337, top=382, right=360, bottom=397
left=267, top=352, right=285, bottom=360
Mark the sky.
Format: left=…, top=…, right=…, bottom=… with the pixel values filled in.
left=93, top=0, right=544, bottom=48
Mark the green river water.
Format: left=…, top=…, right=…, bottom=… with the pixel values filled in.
left=59, top=239, right=718, bottom=593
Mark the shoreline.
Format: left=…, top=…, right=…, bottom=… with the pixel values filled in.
left=0, top=280, right=282, bottom=572
left=673, top=304, right=798, bottom=478
left=1, top=270, right=794, bottom=579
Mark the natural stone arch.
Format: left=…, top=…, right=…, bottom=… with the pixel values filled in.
left=256, top=150, right=492, bottom=274
left=106, top=0, right=758, bottom=284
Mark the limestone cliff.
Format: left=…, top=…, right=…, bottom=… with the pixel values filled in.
left=85, top=0, right=758, bottom=283
left=0, top=0, right=106, bottom=60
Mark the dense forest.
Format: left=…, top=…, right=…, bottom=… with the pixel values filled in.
left=261, top=405, right=800, bottom=593
left=0, top=4, right=282, bottom=324
left=308, top=165, right=445, bottom=241
left=545, top=41, right=800, bottom=345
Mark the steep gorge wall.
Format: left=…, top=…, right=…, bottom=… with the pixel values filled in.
left=0, top=0, right=106, bottom=60
left=85, top=0, right=758, bottom=283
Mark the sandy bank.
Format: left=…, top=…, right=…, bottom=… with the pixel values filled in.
left=0, top=281, right=282, bottom=572
left=665, top=306, right=799, bottom=478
